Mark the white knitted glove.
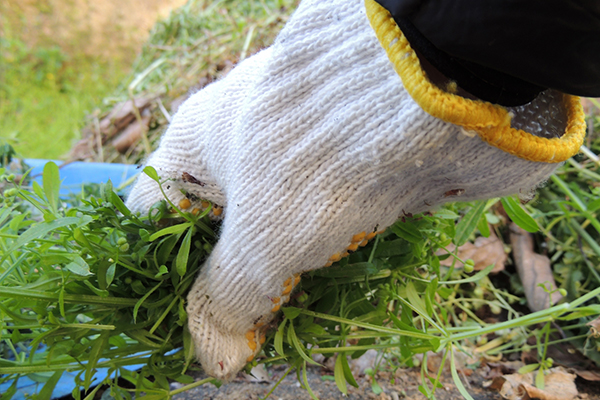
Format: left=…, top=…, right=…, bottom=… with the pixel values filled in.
left=126, top=0, right=585, bottom=380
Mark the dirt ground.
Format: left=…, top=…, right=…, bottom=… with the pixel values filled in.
left=169, top=363, right=600, bottom=400
left=171, top=364, right=500, bottom=400
left=1, top=0, right=188, bottom=59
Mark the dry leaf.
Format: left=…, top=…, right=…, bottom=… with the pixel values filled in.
left=488, top=367, right=577, bottom=400
left=486, top=370, right=532, bottom=399
left=520, top=368, right=577, bottom=400
left=438, top=230, right=507, bottom=273
left=587, top=317, right=600, bottom=338
left=486, top=361, right=525, bottom=379
left=574, top=368, right=600, bottom=382
left=509, top=224, right=563, bottom=312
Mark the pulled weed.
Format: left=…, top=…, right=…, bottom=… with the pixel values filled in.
left=1, top=148, right=599, bottom=399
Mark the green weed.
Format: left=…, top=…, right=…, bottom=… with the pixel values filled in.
left=0, top=153, right=599, bottom=399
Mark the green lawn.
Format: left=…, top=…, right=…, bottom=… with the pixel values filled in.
left=0, top=38, right=127, bottom=159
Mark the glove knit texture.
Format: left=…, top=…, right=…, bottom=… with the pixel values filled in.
left=126, top=0, right=562, bottom=380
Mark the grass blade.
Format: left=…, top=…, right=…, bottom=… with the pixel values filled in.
left=37, top=370, right=63, bottom=400
left=450, top=346, right=474, bottom=400
left=334, top=354, right=348, bottom=395
left=287, top=322, right=319, bottom=366
left=501, top=196, right=538, bottom=233
left=149, top=223, right=191, bottom=241
left=42, top=161, right=60, bottom=215
left=274, top=318, right=287, bottom=357
left=454, top=201, right=486, bottom=246
left=176, top=227, right=193, bottom=277
left=0, top=217, right=83, bottom=265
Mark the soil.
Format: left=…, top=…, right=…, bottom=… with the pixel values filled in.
left=171, top=365, right=502, bottom=400
left=1, top=0, right=188, bottom=60
left=169, top=363, right=600, bottom=400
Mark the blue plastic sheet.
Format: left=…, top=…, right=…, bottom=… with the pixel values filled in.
left=24, top=159, right=139, bottom=195
left=1, top=160, right=141, bottom=399
left=0, top=358, right=146, bottom=400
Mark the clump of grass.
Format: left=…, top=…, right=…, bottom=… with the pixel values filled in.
left=127, top=0, right=297, bottom=97
left=0, top=162, right=216, bottom=399
left=1, top=148, right=600, bottom=399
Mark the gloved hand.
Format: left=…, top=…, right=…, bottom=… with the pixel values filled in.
left=126, top=0, right=585, bottom=380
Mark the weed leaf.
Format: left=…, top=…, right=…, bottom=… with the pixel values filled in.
left=43, top=161, right=60, bottom=215
left=282, top=307, right=302, bottom=320
left=176, top=227, right=193, bottom=277
left=302, top=361, right=319, bottom=400
left=406, top=282, right=429, bottom=318
left=535, top=368, right=545, bottom=389
left=454, top=201, right=486, bottom=246
left=450, top=347, right=474, bottom=400
left=588, top=198, right=600, bottom=213
left=37, top=370, right=63, bottom=400
left=477, top=216, right=491, bottom=237
left=341, top=353, right=359, bottom=388
left=105, top=263, right=116, bottom=286
left=334, top=354, right=348, bottom=395
left=275, top=318, right=287, bottom=357
left=433, top=209, right=459, bottom=220
left=149, top=223, right=191, bottom=241
left=518, top=363, right=539, bottom=374
left=65, top=255, right=93, bottom=276
left=143, top=166, right=160, bottom=182
left=182, top=326, right=195, bottom=373
left=134, top=281, right=163, bottom=322
left=501, top=196, right=539, bottom=233
left=1, top=377, right=18, bottom=400
left=85, top=332, right=110, bottom=389
left=391, top=221, right=422, bottom=243
left=1, top=217, right=82, bottom=264
left=288, top=322, right=319, bottom=365
left=111, top=191, right=131, bottom=216
left=371, top=378, right=383, bottom=394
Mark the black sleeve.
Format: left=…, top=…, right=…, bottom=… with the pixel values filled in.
left=375, top=0, right=600, bottom=100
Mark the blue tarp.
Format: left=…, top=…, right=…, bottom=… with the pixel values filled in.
left=1, top=359, right=146, bottom=400
left=24, top=159, right=139, bottom=195
left=1, top=160, right=141, bottom=399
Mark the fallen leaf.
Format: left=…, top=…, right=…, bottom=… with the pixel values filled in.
left=520, top=368, right=578, bottom=400
left=573, top=368, right=600, bottom=382
left=486, top=360, right=525, bottom=380
left=438, top=230, right=507, bottom=273
left=587, top=317, right=600, bottom=338
left=487, top=367, right=577, bottom=400
left=509, top=224, right=563, bottom=312
left=487, top=370, right=532, bottom=400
